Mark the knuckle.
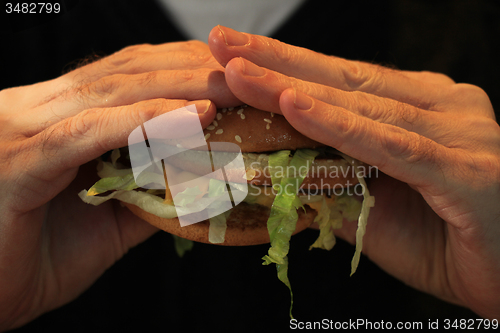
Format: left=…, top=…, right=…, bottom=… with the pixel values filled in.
left=181, top=50, right=214, bottom=67
left=328, top=109, right=360, bottom=150
left=136, top=71, right=159, bottom=86
left=63, top=110, right=96, bottom=140
left=272, top=41, right=297, bottom=67
left=351, top=92, right=380, bottom=119
left=342, top=60, right=387, bottom=92
left=105, top=44, right=151, bottom=69
left=94, top=75, right=121, bottom=96
left=333, top=109, right=352, bottom=134
left=172, top=69, right=196, bottom=84
left=394, top=101, right=420, bottom=127
left=75, top=74, right=121, bottom=103
left=449, top=84, right=489, bottom=104
left=448, top=84, right=494, bottom=117
left=420, top=71, right=455, bottom=84
left=132, top=98, right=169, bottom=124
left=184, top=40, right=208, bottom=50
left=384, top=129, right=437, bottom=165
left=35, top=113, right=90, bottom=158
left=341, top=60, right=367, bottom=89
left=54, top=109, right=109, bottom=154
left=350, top=93, right=420, bottom=130
left=118, top=43, right=152, bottom=54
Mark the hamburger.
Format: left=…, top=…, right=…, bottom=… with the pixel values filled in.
left=79, top=105, right=375, bottom=310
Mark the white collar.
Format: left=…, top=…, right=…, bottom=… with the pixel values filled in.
left=156, top=0, right=306, bottom=42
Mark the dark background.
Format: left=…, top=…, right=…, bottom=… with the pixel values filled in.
left=2, top=0, right=499, bottom=331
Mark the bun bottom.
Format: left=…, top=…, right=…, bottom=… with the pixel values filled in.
left=125, top=201, right=317, bottom=246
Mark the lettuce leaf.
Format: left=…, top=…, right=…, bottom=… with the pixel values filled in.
left=207, top=179, right=231, bottom=244
left=308, top=196, right=340, bottom=250
left=262, top=149, right=319, bottom=318
left=307, top=194, right=361, bottom=251
left=173, top=186, right=203, bottom=207
left=172, top=235, right=194, bottom=257
left=336, top=153, right=375, bottom=276
left=79, top=188, right=179, bottom=218
left=86, top=173, right=138, bottom=196
left=267, top=149, right=290, bottom=191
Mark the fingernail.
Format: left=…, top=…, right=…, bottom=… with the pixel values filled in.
left=218, top=25, right=249, bottom=46
left=185, top=100, right=211, bottom=114
left=241, top=58, right=265, bottom=77
left=294, top=90, right=313, bottom=111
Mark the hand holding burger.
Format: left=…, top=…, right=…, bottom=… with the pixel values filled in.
left=208, top=26, right=500, bottom=319
left=0, top=41, right=239, bottom=330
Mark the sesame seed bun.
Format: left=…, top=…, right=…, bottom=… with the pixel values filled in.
left=202, top=106, right=323, bottom=152
left=125, top=106, right=353, bottom=246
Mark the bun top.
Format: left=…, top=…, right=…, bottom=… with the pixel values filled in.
left=203, top=106, right=324, bottom=152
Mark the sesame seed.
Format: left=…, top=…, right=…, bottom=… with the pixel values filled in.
left=228, top=107, right=234, bottom=111
left=237, top=108, right=244, bottom=114
left=217, top=113, right=222, bottom=120
left=270, top=112, right=274, bottom=117
left=204, top=133, right=211, bottom=140
left=176, top=144, right=183, bottom=148
left=240, top=114, right=245, bottom=120
left=207, top=125, right=215, bottom=130
left=235, top=135, right=242, bottom=143
left=216, top=129, right=224, bottom=135
left=221, top=108, right=227, bottom=113
left=264, top=118, right=272, bottom=123
left=266, top=123, right=270, bottom=130
left=228, top=112, right=232, bottom=115
left=213, top=120, right=218, bottom=127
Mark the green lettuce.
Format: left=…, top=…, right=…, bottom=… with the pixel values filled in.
left=173, top=235, right=194, bottom=257
left=86, top=173, right=138, bottom=196
left=336, top=153, right=375, bottom=276
left=267, top=149, right=291, bottom=191
left=173, top=186, right=203, bottom=207
left=207, top=179, right=232, bottom=244
left=304, top=194, right=362, bottom=251
left=262, top=149, right=319, bottom=318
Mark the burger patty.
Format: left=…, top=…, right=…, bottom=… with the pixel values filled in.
left=166, top=149, right=360, bottom=189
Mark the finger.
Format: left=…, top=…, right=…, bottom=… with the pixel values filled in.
left=225, top=57, right=446, bottom=139
left=209, top=25, right=446, bottom=108
left=65, top=40, right=220, bottom=82
left=12, top=41, right=220, bottom=112
left=18, top=69, right=240, bottom=137
left=279, top=88, right=449, bottom=189
left=28, top=99, right=216, bottom=176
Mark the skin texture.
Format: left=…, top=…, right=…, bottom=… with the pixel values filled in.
left=208, top=25, right=500, bottom=319
left=0, top=41, right=241, bottom=330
